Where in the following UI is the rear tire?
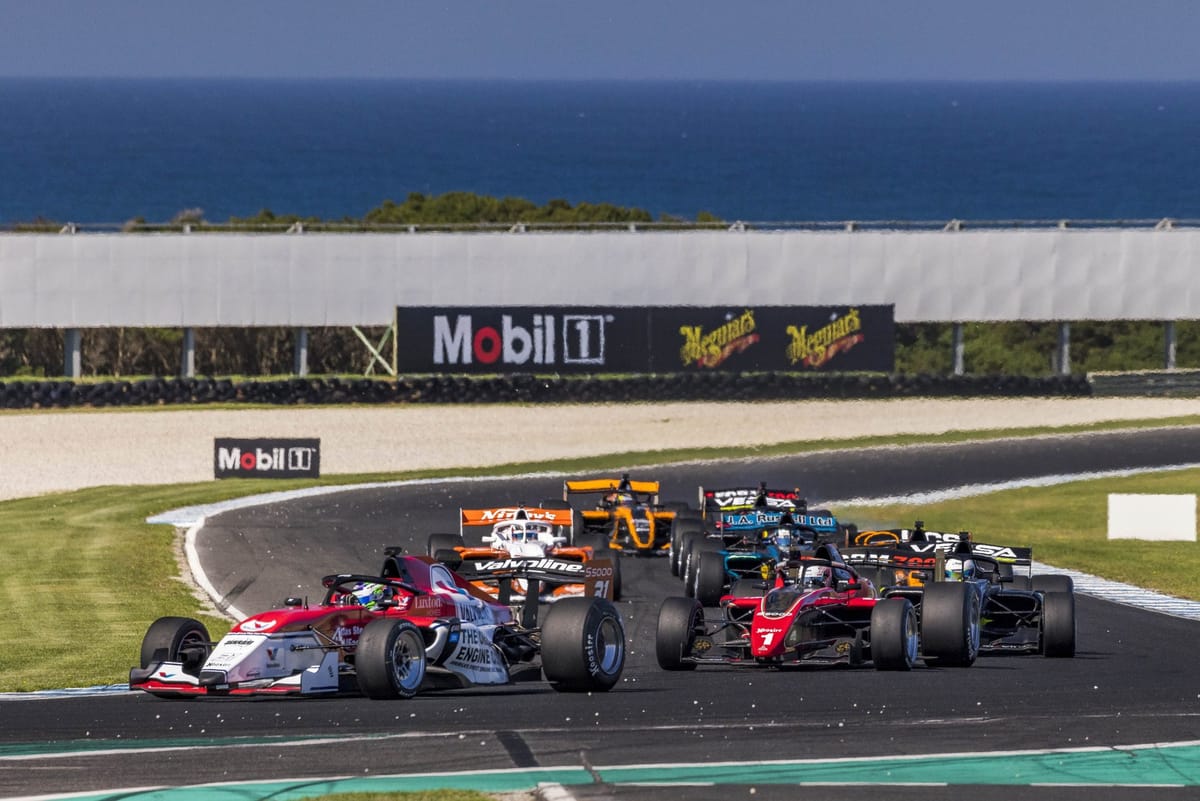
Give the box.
[656,597,703,670]
[355,618,427,699]
[694,550,728,607]
[541,597,625,692]
[427,532,464,558]
[870,599,917,671]
[920,582,981,667]
[670,520,703,576]
[1041,591,1076,657]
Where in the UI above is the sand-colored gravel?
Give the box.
[0,397,1196,501]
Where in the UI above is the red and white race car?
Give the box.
[130,553,625,699]
[656,543,978,671]
[427,506,621,602]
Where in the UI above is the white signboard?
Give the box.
[1107,493,1197,541]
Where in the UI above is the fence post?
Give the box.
[952,323,965,376]
[181,328,195,377]
[63,329,81,378]
[1165,321,1177,370]
[294,327,309,377]
[1056,322,1071,375]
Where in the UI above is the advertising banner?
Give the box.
[396,305,893,374]
[214,438,321,479]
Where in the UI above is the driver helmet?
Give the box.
[773,527,794,550]
[944,557,976,582]
[802,565,831,589]
[350,581,389,610]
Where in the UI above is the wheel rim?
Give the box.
[389,628,425,692]
[593,616,624,675]
[965,592,981,661]
[903,607,919,666]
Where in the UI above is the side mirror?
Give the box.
[836,580,860,592]
[481,535,496,544]
[283,596,305,607]
[552,537,567,545]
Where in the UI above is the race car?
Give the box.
[841,523,1075,658]
[686,508,831,606]
[674,484,851,594]
[656,543,979,671]
[130,552,626,699]
[426,506,621,602]
[563,474,680,555]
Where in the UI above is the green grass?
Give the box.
[2,415,1199,693]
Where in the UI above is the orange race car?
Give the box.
[427,506,620,603]
[563,474,683,556]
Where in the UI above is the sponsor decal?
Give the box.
[723,510,785,528]
[413,596,442,611]
[679,309,759,368]
[477,507,556,522]
[237,619,277,633]
[432,313,611,367]
[332,624,363,647]
[835,641,853,655]
[477,558,585,573]
[215,438,320,479]
[706,488,799,509]
[786,308,864,368]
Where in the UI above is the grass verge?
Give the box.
[1,415,1198,693]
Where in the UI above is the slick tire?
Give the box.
[1032,574,1075,594]
[356,618,427,699]
[694,550,728,607]
[656,596,704,670]
[140,616,211,674]
[870,599,918,671]
[728,579,766,599]
[427,532,464,559]
[1040,591,1077,658]
[670,520,703,576]
[541,596,625,692]
[920,582,982,667]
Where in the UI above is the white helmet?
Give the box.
[945,557,976,581]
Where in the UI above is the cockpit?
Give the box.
[493,520,554,543]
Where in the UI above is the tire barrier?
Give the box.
[0,373,1091,409]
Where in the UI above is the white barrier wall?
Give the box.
[0,228,1197,327]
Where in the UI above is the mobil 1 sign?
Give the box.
[215,438,321,479]
[396,306,649,373]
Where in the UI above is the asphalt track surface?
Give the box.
[5,427,1200,801]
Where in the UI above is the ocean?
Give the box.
[2,78,1199,226]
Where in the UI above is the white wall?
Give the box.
[0,228,1195,327]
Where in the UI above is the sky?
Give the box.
[1,0,1199,82]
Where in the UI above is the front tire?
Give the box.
[140,617,211,673]
[656,597,703,670]
[921,582,981,667]
[1033,574,1074,594]
[1040,591,1076,657]
[694,550,728,607]
[541,597,625,692]
[870,599,918,670]
[356,618,427,699]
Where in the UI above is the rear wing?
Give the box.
[700,486,803,513]
[842,540,1033,570]
[451,554,618,608]
[459,507,574,530]
[564,478,660,499]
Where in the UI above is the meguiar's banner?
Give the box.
[396,305,893,373]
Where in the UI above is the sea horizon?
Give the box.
[3,77,1199,225]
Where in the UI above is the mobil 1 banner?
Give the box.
[214,438,321,479]
[396,306,652,374]
[658,305,894,372]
